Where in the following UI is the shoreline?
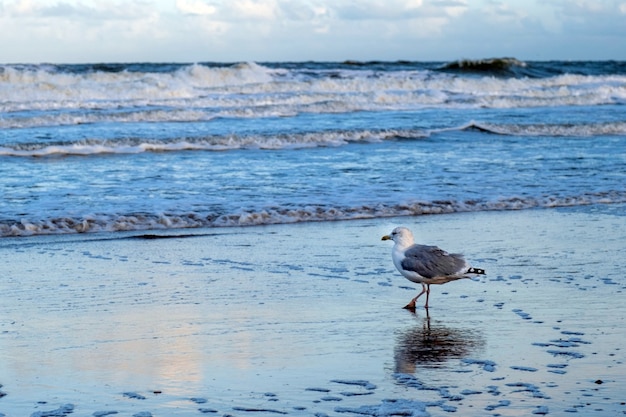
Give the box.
[2,196,626,239]
[1,205,625,416]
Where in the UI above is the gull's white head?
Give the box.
[381,227,415,248]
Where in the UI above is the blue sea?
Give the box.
[1,58,625,237]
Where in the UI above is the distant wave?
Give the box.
[2,191,625,237]
[0,62,276,112]
[438,58,626,78]
[2,61,626,117]
[439,57,529,77]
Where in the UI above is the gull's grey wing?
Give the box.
[401,244,467,278]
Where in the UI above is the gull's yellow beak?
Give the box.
[381,235,391,241]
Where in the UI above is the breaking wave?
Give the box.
[2,120,625,157]
[439,57,529,77]
[3,192,625,237]
[467,121,626,137]
[0,129,423,157]
[2,61,626,119]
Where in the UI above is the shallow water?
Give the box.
[1,205,624,416]
[2,61,626,236]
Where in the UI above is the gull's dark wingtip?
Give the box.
[467,267,486,275]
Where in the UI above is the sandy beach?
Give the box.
[1,205,625,416]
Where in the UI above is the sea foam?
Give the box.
[2,62,625,117]
[3,192,625,237]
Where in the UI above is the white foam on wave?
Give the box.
[3,118,624,156]
[0,62,273,103]
[2,63,625,117]
[0,108,215,129]
[470,121,626,137]
[3,116,624,157]
[0,129,425,157]
[3,192,624,237]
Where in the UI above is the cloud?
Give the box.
[333,0,424,20]
[2,0,154,20]
[172,0,468,22]
[0,0,624,62]
[176,0,217,16]
[0,1,170,62]
[175,0,329,22]
[175,0,276,20]
[278,0,326,21]
[230,0,277,20]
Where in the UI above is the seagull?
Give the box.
[382,226,485,310]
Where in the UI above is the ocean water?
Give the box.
[1,58,625,237]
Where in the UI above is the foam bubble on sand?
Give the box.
[232,406,287,414]
[123,392,146,400]
[198,407,219,413]
[31,404,75,417]
[335,399,429,417]
[532,405,550,415]
[305,387,331,393]
[547,350,585,359]
[485,399,511,411]
[512,308,533,320]
[460,389,483,395]
[462,358,497,372]
[548,339,582,348]
[340,391,375,397]
[511,366,539,372]
[486,385,502,396]
[320,395,343,402]
[190,397,208,404]
[561,330,585,336]
[505,382,549,399]
[330,380,377,390]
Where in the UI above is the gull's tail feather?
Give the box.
[467,267,486,275]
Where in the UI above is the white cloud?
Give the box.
[333,0,426,20]
[176,0,217,16]
[278,1,329,22]
[230,0,277,20]
[1,0,156,20]
[3,0,38,16]
[175,0,277,21]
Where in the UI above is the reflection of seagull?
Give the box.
[382,227,485,309]
[394,315,484,373]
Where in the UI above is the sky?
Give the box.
[1,0,625,63]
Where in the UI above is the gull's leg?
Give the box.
[424,284,431,309]
[404,283,427,310]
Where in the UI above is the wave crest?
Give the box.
[0,129,427,157]
[439,57,529,77]
[2,119,625,157]
[2,61,625,116]
[466,121,626,137]
[3,192,624,237]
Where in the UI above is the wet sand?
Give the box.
[1,205,625,416]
